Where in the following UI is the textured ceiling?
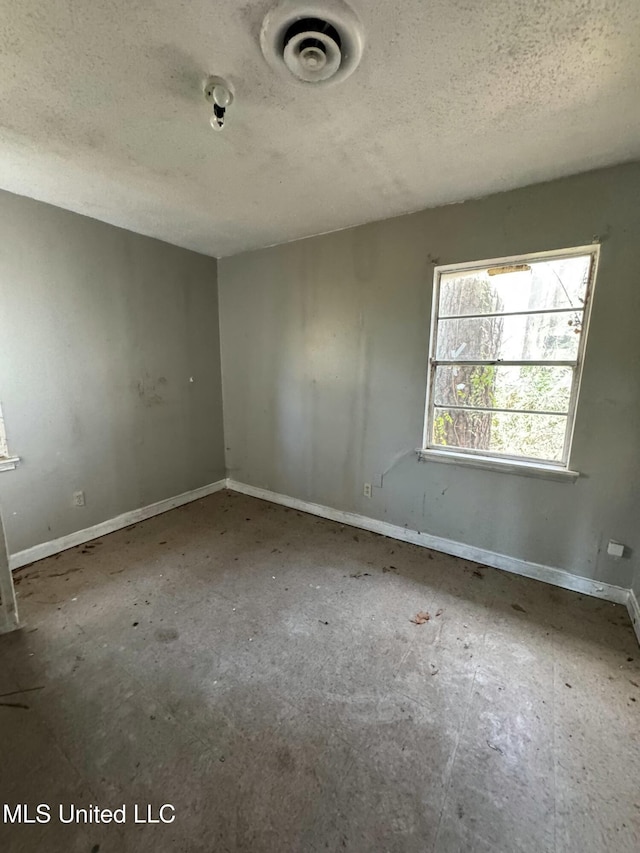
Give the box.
[1,0,640,257]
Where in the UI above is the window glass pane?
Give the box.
[433,365,573,413]
[432,407,567,462]
[435,310,583,362]
[439,254,591,317]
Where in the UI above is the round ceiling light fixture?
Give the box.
[260,0,364,85]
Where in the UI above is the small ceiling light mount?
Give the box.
[204,76,234,131]
[260,0,364,85]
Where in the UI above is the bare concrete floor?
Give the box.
[0,490,638,852]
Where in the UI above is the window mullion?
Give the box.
[439,306,585,321]
[434,404,569,417]
[431,359,578,368]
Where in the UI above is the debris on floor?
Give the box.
[0,687,44,699]
[48,567,83,579]
[3,489,639,853]
[511,603,527,613]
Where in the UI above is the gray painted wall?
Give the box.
[219,163,640,590]
[0,191,224,555]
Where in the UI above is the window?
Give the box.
[0,402,19,471]
[0,404,8,459]
[422,245,599,472]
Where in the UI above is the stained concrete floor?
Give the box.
[0,490,638,853]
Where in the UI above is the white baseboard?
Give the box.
[227,479,631,608]
[9,475,635,643]
[628,589,640,646]
[10,479,227,571]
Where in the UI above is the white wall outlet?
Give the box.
[73,490,85,507]
[607,540,625,558]
[363,483,372,498]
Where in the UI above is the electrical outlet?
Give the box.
[363,483,372,498]
[73,490,85,507]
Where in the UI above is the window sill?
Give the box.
[417,449,579,481]
[0,456,20,472]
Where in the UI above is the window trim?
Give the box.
[0,403,7,460]
[0,403,19,472]
[421,244,600,474]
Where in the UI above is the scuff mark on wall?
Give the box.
[374,447,416,489]
[133,375,166,407]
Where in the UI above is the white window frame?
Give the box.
[421,244,600,478]
[0,402,9,459]
[0,403,20,472]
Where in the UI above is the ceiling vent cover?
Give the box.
[260,0,364,85]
